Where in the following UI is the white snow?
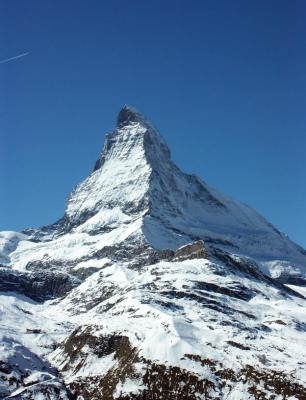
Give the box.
[41,258,306,388]
[0,231,28,264]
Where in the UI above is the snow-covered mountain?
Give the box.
[0,106,305,399]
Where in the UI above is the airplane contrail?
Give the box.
[0,52,29,65]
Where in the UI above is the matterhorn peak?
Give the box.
[93,105,171,173]
[1,105,306,399]
[65,105,171,227]
[116,104,148,127]
[27,105,306,280]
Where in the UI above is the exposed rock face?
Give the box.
[52,329,306,400]
[174,240,208,261]
[0,267,80,301]
[117,104,147,127]
[1,106,306,399]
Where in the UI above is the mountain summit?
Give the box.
[0,107,306,399]
[116,104,151,127]
[63,106,306,280]
[2,106,306,281]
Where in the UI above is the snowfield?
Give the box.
[1,257,306,398]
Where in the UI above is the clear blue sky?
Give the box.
[1,0,305,247]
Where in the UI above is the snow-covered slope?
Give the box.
[0,293,73,399]
[1,252,306,399]
[48,257,306,399]
[0,106,305,399]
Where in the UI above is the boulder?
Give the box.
[174,240,208,261]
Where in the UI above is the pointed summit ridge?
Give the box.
[65,106,158,225]
[92,105,170,173]
[116,104,148,128]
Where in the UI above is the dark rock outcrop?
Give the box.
[54,330,306,400]
[0,267,79,302]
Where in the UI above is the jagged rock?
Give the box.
[117,104,145,127]
[0,267,79,301]
[51,331,306,400]
[174,240,208,261]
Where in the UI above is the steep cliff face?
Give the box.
[0,106,305,399]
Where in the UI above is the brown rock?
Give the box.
[174,240,208,261]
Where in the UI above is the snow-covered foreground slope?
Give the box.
[0,292,73,399]
[1,253,306,399]
[0,106,306,399]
